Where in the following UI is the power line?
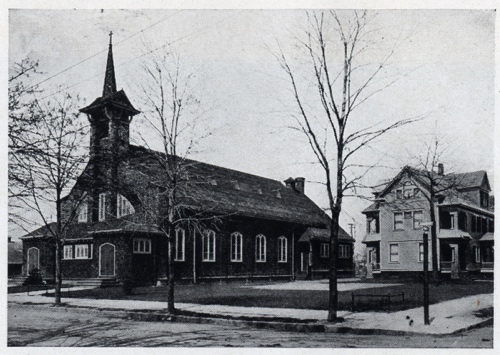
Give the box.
[35,10,243,103]
[25,10,184,93]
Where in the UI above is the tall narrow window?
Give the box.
[389,244,399,262]
[255,234,266,262]
[98,193,106,221]
[230,232,243,262]
[174,228,185,261]
[394,212,403,230]
[418,243,424,262]
[63,245,73,260]
[117,193,135,218]
[202,230,216,262]
[475,246,481,263]
[278,236,287,262]
[78,203,88,223]
[320,243,329,258]
[413,210,423,229]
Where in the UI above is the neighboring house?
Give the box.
[362,165,494,279]
[21,38,353,285]
[8,238,23,278]
[298,227,354,278]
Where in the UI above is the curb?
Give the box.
[9,301,493,336]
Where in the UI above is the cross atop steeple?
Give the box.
[102,31,117,98]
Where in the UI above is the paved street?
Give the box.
[8,304,493,348]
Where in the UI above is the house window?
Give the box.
[389,244,399,263]
[75,245,89,259]
[133,238,151,254]
[98,193,106,221]
[255,234,266,262]
[403,182,415,199]
[231,232,243,262]
[278,236,287,262]
[480,190,489,208]
[413,210,423,229]
[488,219,494,233]
[174,228,185,261]
[78,203,88,223]
[396,189,402,199]
[320,243,329,258]
[471,215,477,232]
[475,246,481,263]
[63,245,73,260]
[394,212,403,230]
[339,244,350,259]
[117,194,135,218]
[367,216,379,233]
[202,230,216,262]
[418,243,424,262]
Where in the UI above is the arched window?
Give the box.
[202,230,216,262]
[255,234,266,262]
[78,203,88,223]
[231,232,243,262]
[27,247,40,274]
[278,236,287,262]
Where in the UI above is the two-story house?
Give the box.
[20,37,354,285]
[362,165,494,279]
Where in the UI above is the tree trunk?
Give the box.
[328,210,340,322]
[429,198,439,283]
[167,233,175,313]
[54,240,62,305]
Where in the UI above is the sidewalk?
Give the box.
[8,289,493,335]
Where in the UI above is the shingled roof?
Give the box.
[124,145,330,227]
[298,227,354,243]
[23,219,163,240]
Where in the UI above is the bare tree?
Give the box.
[17,93,88,304]
[135,50,215,313]
[407,138,462,282]
[8,58,43,226]
[276,11,421,322]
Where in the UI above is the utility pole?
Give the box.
[421,222,433,325]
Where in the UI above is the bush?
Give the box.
[23,268,44,286]
[122,274,135,295]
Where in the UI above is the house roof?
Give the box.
[364,166,493,214]
[438,229,472,239]
[8,241,23,264]
[480,232,494,241]
[362,233,381,243]
[122,145,330,227]
[23,219,163,240]
[298,227,354,243]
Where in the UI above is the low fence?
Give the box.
[351,292,405,313]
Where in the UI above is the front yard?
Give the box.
[48,278,494,312]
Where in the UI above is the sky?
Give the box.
[5,5,496,245]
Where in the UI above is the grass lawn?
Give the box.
[53,279,493,312]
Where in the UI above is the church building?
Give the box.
[21,36,354,285]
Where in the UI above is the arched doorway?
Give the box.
[99,243,115,277]
[27,247,40,274]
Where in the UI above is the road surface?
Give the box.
[8,303,493,348]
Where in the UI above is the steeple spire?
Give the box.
[102,31,117,98]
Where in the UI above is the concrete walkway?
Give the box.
[8,289,493,335]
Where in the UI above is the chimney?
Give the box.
[438,163,444,176]
[294,177,305,193]
[284,177,295,190]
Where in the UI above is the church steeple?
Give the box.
[102,31,117,98]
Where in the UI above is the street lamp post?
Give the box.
[421,222,433,326]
